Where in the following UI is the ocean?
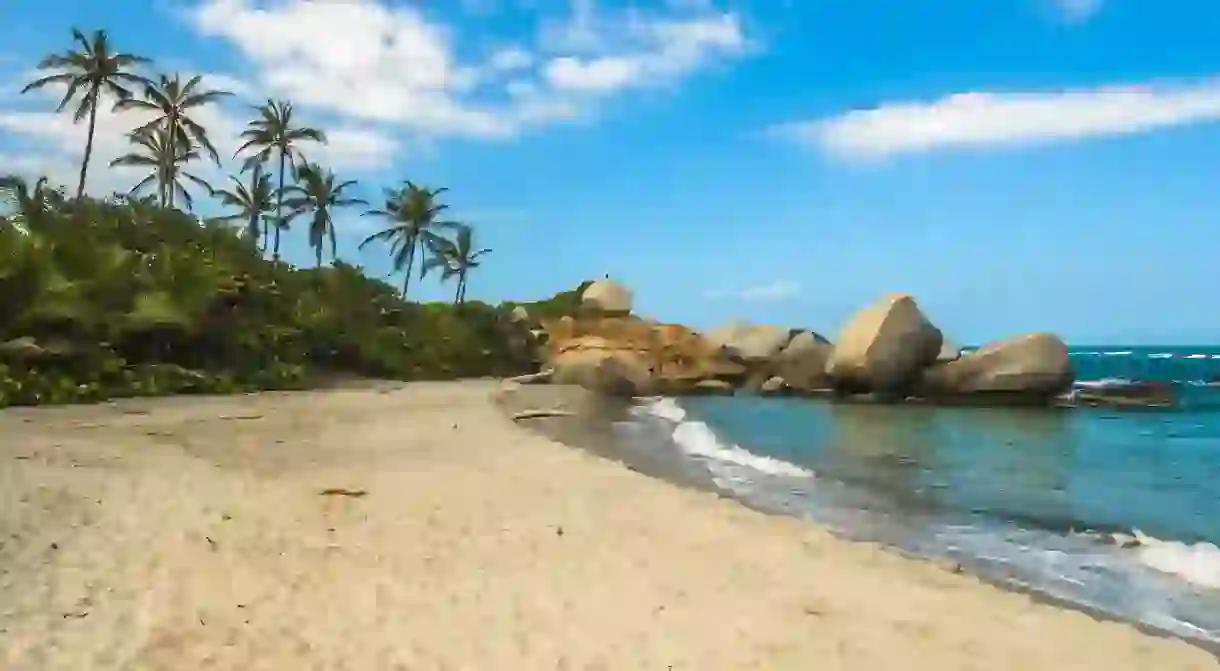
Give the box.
[614,346,1220,645]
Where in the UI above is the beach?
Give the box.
[0,381,1216,670]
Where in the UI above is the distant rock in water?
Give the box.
[1069,379,1178,409]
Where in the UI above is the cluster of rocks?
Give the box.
[507,279,1165,408]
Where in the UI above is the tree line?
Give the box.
[9,27,490,306]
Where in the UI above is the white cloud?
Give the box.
[776,78,1220,159]
[189,0,750,137]
[1,0,750,194]
[538,6,748,95]
[706,280,800,302]
[1052,0,1104,23]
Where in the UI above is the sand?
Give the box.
[0,380,1215,670]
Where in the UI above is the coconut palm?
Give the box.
[20,28,150,198]
[113,73,232,172]
[209,164,275,247]
[280,163,366,267]
[234,99,327,261]
[0,174,59,233]
[358,182,459,297]
[110,126,213,210]
[421,225,491,306]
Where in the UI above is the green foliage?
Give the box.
[0,196,536,408]
[504,281,594,322]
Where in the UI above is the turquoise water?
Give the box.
[626,347,1220,644]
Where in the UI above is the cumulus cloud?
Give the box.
[188,0,750,137]
[775,78,1220,159]
[1053,0,1104,23]
[0,0,751,194]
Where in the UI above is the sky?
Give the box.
[1,0,1219,345]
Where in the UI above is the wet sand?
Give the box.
[0,381,1215,669]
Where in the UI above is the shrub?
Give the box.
[0,196,538,408]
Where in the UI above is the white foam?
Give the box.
[1132,530,1220,589]
[1074,377,1132,389]
[671,419,815,479]
[643,397,687,423]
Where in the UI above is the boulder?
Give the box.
[551,348,655,397]
[773,330,834,392]
[919,332,1073,402]
[1068,380,1177,409]
[509,305,531,324]
[690,379,735,396]
[704,323,792,362]
[580,279,633,315]
[826,294,943,399]
[759,376,787,396]
[937,338,962,363]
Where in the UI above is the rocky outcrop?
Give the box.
[937,338,962,363]
[580,279,633,315]
[540,316,745,396]
[512,282,1087,408]
[705,324,793,362]
[826,294,943,400]
[550,347,655,397]
[772,331,834,393]
[919,333,1073,403]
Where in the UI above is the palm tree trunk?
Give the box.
[274,150,286,261]
[402,237,417,298]
[76,85,100,199]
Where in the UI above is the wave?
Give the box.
[634,398,814,479]
[620,396,1220,643]
[1129,531,1220,590]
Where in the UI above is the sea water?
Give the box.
[617,347,1220,644]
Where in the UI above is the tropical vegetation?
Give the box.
[0,27,579,409]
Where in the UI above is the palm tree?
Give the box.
[209,164,275,246]
[20,28,150,198]
[0,174,58,232]
[358,181,459,298]
[280,163,366,267]
[113,73,232,172]
[421,225,491,306]
[234,99,327,261]
[110,126,212,210]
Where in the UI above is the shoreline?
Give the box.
[499,383,1220,656]
[1,381,1216,669]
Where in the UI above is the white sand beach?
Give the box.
[0,381,1215,670]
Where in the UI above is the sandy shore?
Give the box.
[0,381,1215,670]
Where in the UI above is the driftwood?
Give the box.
[510,409,577,421]
[507,369,554,385]
[318,488,368,498]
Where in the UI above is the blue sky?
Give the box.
[2,0,1219,345]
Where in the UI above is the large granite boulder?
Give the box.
[580,279,633,315]
[551,347,655,397]
[919,332,1073,402]
[704,323,793,362]
[937,338,962,363]
[773,330,834,392]
[826,293,943,399]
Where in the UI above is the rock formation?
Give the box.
[825,293,943,400]
[919,333,1074,403]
